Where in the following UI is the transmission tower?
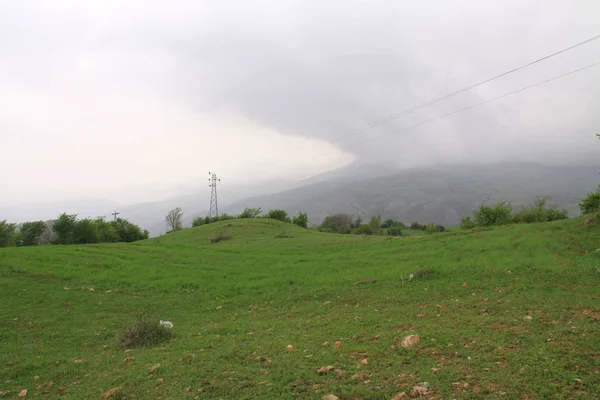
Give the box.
[208,172,220,222]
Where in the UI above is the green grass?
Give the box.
[1,218,599,399]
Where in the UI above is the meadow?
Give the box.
[1,218,599,399]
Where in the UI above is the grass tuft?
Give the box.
[117,315,173,349]
[210,233,231,243]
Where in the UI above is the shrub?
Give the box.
[192,217,206,227]
[0,220,17,247]
[513,197,568,223]
[19,221,47,246]
[265,209,291,222]
[410,222,426,231]
[579,186,600,214]
[218,213,235,221]
[355,224,375,235]
[292,212,308,228]
[387,226,403,236]
[425,224,445,234]
[210,233,231,243]
[460,216,477,230]
[369,215,382,233]
[239,207,262,219]
[110,219,149,242]
[117,315,173,349]
[473,202,513,227]
[411,267,437,279]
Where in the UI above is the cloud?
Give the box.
[1,0,599,204]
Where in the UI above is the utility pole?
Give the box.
[111,210,120,221]
[208,172,221,223]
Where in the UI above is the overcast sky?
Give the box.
[1,0,599,206]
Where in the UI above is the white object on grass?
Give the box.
[160,320,173,328]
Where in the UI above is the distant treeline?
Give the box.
[0,213,148,248]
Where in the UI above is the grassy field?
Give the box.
[1,218,599,399]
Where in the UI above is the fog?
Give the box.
[1,0,599,216]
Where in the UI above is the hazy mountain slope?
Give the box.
[222,162,600,227]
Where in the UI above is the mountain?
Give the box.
[220,162,600,227]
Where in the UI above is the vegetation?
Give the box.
[0,220,16,247]
[239,207,262,219]
[264,209,291,223]
[1,217,598,399]
[165,207,183,232]
[473,201,514,227]
[191,216,206,227]
[19,221,47,246]
[117,314,174,349]
[578,186,600,214]
[292,212,308,228]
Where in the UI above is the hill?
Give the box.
[1,218,599,399]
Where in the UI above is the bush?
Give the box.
[355,224,375,235]
[117,315,173,349]
[239,207,262,219]
[425,224,445,234]
[473,202,513,227]
[387,226,403,236]
[263,209,290,222]
[410,222,426,231]
[53,213,78,244]
[210,233,231,243]
[513,197,568,223]
[192,217,206,227]
[460,216,477,230]
[411,267,437,280]
[292,212,308,228]
[218,213,235,221]
[0,220,17,247]
[111,218,149,242]
[579,187,600,214]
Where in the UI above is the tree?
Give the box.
[265,209,291,222]
[513,197,568,223]
[20,221,47,246]
[111,218,149,242]
[73,218,99,244]
[165,207,183,232]
[292,212,308,228]
[53,213,78,244]
[369,215,382,233]
[0,220,16,247]
[319,214,353,233]
[239,207,262,218]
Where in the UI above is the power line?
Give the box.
[329,60,600,154]
[258,33,600,169]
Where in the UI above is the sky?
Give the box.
[1,0,600,208]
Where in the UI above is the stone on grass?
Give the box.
[400,335,421,348]
[320,395,340,400]
[101,387,121,398]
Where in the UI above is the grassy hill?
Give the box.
[1,219,599,399]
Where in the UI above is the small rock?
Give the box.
[33,376,40,381]
[106,290,112,294]
[197,388,204,393]
[361,358,368,365]
[156,379,164,384]
[149,364,161,373]
[524,315,533,321]
[400,335,421,348]
[334,341,343,349]
[462,282,468,287]
[323,301,332,305]
[320,395,340,400]
[123,357,134,363]
[286,345,294,350]
[409,385,428,397]
[101,387,122,399]
[46,382,55,387]
[186,386,193,392]
[323,341,330,347]
[18,389,27,398]
[317,366,335,375]
[392,393,408,400]
[88,288,95,292]
[216,306,223,310]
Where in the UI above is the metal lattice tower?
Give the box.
[208,172,220,222]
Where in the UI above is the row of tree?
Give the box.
[317,214,444,236]
[164,207,309,232]
[0,214,148,247]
